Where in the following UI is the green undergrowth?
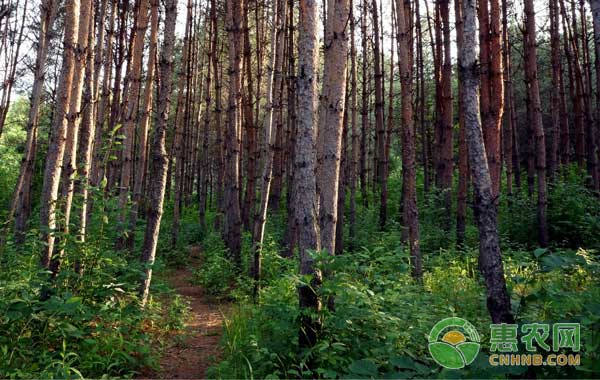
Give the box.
[0,195,193,378]
[198,169,600,379]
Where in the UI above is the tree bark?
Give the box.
[140,0,177,306]
[395,0,422,280]
[524,0,549,247]
[459,0,514,324]
[252,0,286,301]
[296,0,321,349]
[456,0,468,247]
[224,0,244,266]
[9,0,59,245]
[316,0,349,256]
[435,0,453,228]
[128,0,159,246]
[39,0,80,269]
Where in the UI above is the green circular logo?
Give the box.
[428,317,481,369]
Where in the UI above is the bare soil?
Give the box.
[142,246,227,379]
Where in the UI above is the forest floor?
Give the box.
[144,246,227,379]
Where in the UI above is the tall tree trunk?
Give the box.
[395,0,422,280]
[561,0,586,169]
[296,0,321,350]
[199,1,215,231]
[459,0,514,324]
[436,0,453,228]
[524,0,549,247]
[252,0,286,301]
[140,0,177,306]
[359,0,369,208]
[549,0,561,181]
[501,0,514,196]
[91,0,116,188]
[9,0,59,245]
[348,0,358,251]
[171,0,193,247]
[380,12,394,230]
[117,0,151,248]
[336,98,349,256]
[128,0,159,245]
[241,0,256,230]
[224,0,244,266]
[39,0,80,269]
[283,0,298,257]
[484,0,504,197]
[58,0,93,264]
[316,0,350,256]
[456,0,469,247]
[74,0,97,247]
[580,1,599,190]
[371,0,385,189]
[414,0,429,194]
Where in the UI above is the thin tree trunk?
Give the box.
[456,0,468,247]
[128,0,159,246]
[501,0,514,197]
[436,0,453,228]
[58,0,93,262]
[459,0,514,324]
[224,0,244,266]
[296,0,321,350]
[140,0,177,306]
[252,0,286,301]
[171,0,193,247]
[360,0,369,208]
[524,0,549,247]
[316,0,349,256]
[395,0,422,279]
[484,0,504,197]
[40,0,80,269]
[348,0,358,251]
[74,1,97,248]
[8,0,59,245]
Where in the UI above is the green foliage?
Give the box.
[0,188,194,378]
[205,166,600,379]
[0,98,28,217]
[190,230,238,299]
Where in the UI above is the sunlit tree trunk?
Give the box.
[316,0,350,256]
[140,0,177,306]
[10,0,59,244]
[58,0,93,260]
[40,0,80,269]
[128,0,159,246]
[75,1,98,247]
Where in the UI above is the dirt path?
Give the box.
[151,246,226,379]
